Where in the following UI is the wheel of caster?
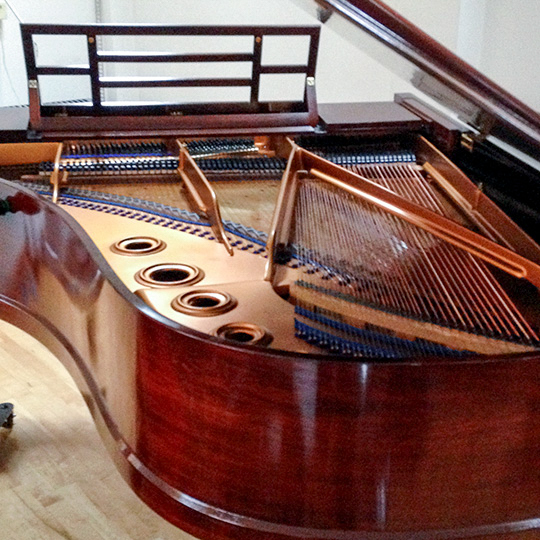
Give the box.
[0,403,14,429]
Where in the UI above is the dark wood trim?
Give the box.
[37,124,316,140]
[21,28,37,81]
[21,23,320,37]
[36,66,91,75]
[28,88,42,132]
[87,34,101,107]
[394,93,465,153]
[250,35,263,104]
[35,110,315,135]
[97,52,254,63]
[260,65,308,74]
[99,77,253,88]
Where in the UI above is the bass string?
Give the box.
[295,180,406,348]
[294,181,460,326]
[398,163,539,340]
[349,162,538,341]
[292,178,538,344]
[298,180,418,318]
[362,162,539,341]
[376,165,510,336]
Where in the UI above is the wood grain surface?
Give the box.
[0,319,199,540]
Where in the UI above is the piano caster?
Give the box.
[0,199,12,215]
[0,403,14,430]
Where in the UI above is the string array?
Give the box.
[291,168,539,352]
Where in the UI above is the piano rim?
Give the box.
[5,178,540,540]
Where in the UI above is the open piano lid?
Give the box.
[292,0,540,159]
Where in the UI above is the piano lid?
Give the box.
[290,0,540,160]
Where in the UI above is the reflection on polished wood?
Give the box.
[0,320,198,540]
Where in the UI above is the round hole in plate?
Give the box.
[188,295,220,308]
[171,289,237,317]
[127,241,152,250]
[213,322,273,346]
[226,331,253,342]
[111,236,166,256]
[151,268,189,282]
[135,263,203,288]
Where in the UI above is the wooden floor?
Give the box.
[0,320,199,540]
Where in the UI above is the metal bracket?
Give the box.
[317,7,333,24]
[50,142,68,203]
[176,141,233,256]
[461,133,475,153]
[0,198,12,216]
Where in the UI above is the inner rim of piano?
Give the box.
[2,132,540,359]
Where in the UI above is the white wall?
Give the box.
[96,0,419,105]
[103,0,310,25]
[384,0,462,51]
[0,0,96,107]
[479,0,540,112]
[381,0,540,112]
[456,0,487,68]
[98,0,316,105]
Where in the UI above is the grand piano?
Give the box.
[1,0,540,538]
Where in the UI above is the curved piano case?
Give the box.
[3,180,540,540]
